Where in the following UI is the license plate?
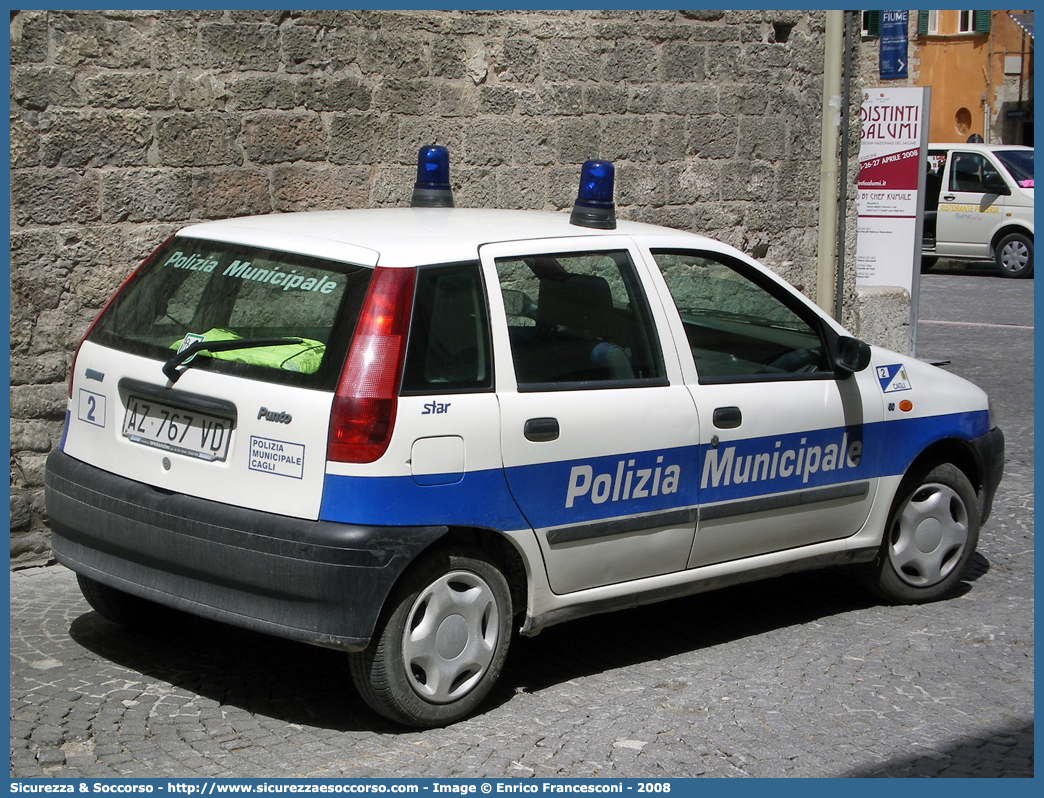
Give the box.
[122,395,233,462]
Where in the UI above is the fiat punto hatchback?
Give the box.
[46,148,1004,727]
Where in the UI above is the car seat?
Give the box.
[534,273,634,381]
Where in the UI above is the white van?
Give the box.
[922,144,1034,277]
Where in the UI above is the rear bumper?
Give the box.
[971,426,1005,524]
[44,448,447,651]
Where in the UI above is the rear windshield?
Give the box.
[88,236,373,390]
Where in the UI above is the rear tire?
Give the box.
[921,256,938,273]
[349,548,513,728]
[995,232,1033,278]
[863,463,980,604]
[76,573,167,628]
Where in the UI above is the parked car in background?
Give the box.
[922,143,1034,277]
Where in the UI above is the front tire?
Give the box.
[864,463,980,604]
[995,232,1033,278]
[349,548,513,728]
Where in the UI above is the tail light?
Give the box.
[327,267,416,463]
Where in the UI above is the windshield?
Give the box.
[89,236,373,389]
[994,150,1034,188]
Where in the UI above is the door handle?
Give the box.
[942,194,956,201]
[524,417,560,442]
[713,406,742,429]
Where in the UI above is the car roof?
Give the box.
[929,143,1033,153]
[176,207,724,268]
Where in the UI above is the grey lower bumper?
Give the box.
[971,426,1005,524]
[44,449,447,651]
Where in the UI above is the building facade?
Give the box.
[863,9,1034,145]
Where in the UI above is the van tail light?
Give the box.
[327,267,416,464]
[67,236,175,399]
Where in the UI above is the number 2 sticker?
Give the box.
[78,389,107,428]
[877,363,911,393]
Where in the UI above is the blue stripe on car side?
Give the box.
[319,467,531,531]
[318,410,991,529]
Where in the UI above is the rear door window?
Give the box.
[89,237,372,389]
[495,250,665,389]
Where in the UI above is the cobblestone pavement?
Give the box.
[10,270,1033,778]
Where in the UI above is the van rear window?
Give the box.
[89,237,373,389]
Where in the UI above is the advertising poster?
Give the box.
[855,86,929,297]
[879,10,910,79]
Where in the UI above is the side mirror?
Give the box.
[835,336,871,376]
[502,289,525,316]
[502,288,537,319]
[983,172,1011,196]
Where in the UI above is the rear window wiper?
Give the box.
[163,337,303,384]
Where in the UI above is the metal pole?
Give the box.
[815,11,844,316]
[834,10,854,322]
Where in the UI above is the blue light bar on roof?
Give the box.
[409,145,455,208]
[570,160,616,229]
[410,145,454,208]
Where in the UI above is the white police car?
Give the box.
[46,148,1004,727]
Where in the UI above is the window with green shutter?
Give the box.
[862,10,881,37]
[958,10,991,34]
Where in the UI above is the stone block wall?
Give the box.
[10,8,835,562]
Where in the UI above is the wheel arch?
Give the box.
[396,525,531,628]
[990,224,1033,254]
[901,437,985,503]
